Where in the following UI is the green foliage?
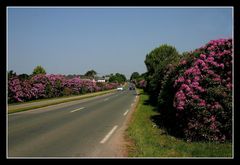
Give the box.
[145,44,180,75]
[144,44,180,102]
[84,70,97,78]
[18,74,30,80]
[32,65,46,75]
[109,73,126,83]
[54,79,64,97]
[130,72,140,81]
[63,87,72,96]
[8,70,17,78]
[130,72,147,89]
[45,83,53,98]
[157,64,180,135]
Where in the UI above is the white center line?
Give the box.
[123,109,129,116]
[70,107,85,113]
[100,125,118,144]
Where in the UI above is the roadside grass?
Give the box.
[126,89,232,157]
[8,89,116,114]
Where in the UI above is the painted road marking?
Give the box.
[100,125,118,144]
[123,109,129,116]
[70,107,85,113]
[103,98,109,101]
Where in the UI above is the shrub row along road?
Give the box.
[8,88,137,157]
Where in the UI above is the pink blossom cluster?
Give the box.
[138,79,147,88]
[173,38,232,141]
[8,74,119,103]
[174,38,232,111]
[8,77,24,102]
[132,79,147,89]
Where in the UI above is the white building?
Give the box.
[97,79,105,83]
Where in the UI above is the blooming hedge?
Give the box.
[8,74,118,103]
[138,79,147,88]
[172,38,232,142]
[132,79,147,89]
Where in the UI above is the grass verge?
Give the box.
[8,89,116,114]
[126,89,232,157]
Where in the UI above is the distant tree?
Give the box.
[181,51,191,58]
[84,70,97,78]
[18,74,30,80]
[32,65,46,75]
[66,74,81,79]
[108,75,116,83]
[130,72,140,81]
[116,73,127,83]
[109,73,114,77]
[109,73,126,83]
[140,72,147,79]
[8,70,16,78]
[144,44,180,103]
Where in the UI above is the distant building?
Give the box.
[97,79,105,83]
[73,75,109,83]
[104,76,110,82]
[94,76,108,83]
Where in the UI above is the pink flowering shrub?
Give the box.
[173,38,232,142]
[8,74,119,103]
[8,76,25,102]
[138,79,147,88]
[131,78,147,89]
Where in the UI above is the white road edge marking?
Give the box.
[123,109,129,116]
[100,125,118,144]
[70,107,85,113]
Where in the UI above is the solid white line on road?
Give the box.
[70,107,85,113]
[123,109,129,116]
[103,98,109,101]
[100,125,118,144]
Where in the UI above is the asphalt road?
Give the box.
[8,88,137,157]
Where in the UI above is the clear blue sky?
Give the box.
[8,7,232,78]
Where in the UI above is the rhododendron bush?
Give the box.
[172,38,232,142]
[132,79,147,89]
[8,74,118,103]
[138,79,147,89]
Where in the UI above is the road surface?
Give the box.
[8,88,137,157]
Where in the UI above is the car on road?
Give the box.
[117,87,123,91]
[129,85,135,90]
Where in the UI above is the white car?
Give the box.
[117,87,123,91]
